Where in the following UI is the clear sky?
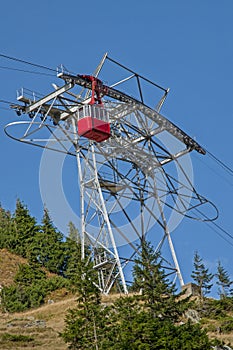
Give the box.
[0,0,232,296]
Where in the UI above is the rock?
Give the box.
[212,346,233,350]
[184,309,200,323]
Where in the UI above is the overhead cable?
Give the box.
[205,149,233,177]
[192,204,233,245]
[0,53,57,73]
[0,64,55,76]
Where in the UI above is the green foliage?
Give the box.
[1,333,34,342]
[0,200,85,312]
[61,257,103,350]
[100,297,212,349]
[62,240,212,350]
[216,260,232,298]
[132,240,190,322]
[0,201,68,276]
[15,262,46,285]
[68,221,80,243]
[1,262,67,312]
[30,208,65,274]
[12,199,40,257]
[219,317,233,333]
[1,285,30,312]
[0,200,232,348]
[198,299,226,319]
[0,206,12,249]
[63,237,82,288]
[194,296,233,321]
[174,322,211,350]
[101,296,154,349]
[217,296,233,311]
[191,251,214,299]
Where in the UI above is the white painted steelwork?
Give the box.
[5,55,218,293]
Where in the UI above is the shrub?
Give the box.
[1,333,34,342]
[220,317,233,333]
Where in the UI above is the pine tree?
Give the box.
[101,295,162,349]
[61,239,212,349]
[191,251,213,299]
[61,258,103,350]
[0,205,12,249]
[216,260,232,298]
[12,199,39,257]
[63,221,88,287]
[31,208,65,274]
[68,221,80,243]
[132,240,189,322]
[100,240,211,350]
[63,238,82,288]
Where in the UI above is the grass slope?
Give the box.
[0,296,77,349]
[0,249,233,349]
[0,249,27,287]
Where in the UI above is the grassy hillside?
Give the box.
[1,249,233,349]
[0,295,76,349]
[1,294,233,349]
[0,248,74,349]
[0,249,27,287]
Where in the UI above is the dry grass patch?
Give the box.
[0,296,78,349]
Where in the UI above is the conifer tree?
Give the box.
[61,240,212,349]
[68,221,80,243]
[32,208,65,274]
[191,251,213,299]
[101,240,211,350]
[63,221,88,286]
[216,260,232,298]
[0,205,12,249]
[12,199,39,257]
[61,257,103,350]
[101,295,152,349]
[63,239,82,287]
[132,240,188,322]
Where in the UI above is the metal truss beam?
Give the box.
[58,72,205,155]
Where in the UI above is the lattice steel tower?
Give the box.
[5,54,217,294]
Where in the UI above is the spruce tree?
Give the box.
[27,208,65,273]
[61,239,212,349]
[12,199,39,257]
[0,205,12,249]
[100,295,157,349]
[68,221,80,243]
[63,238,82,288]
[216,260,232,298]
[35,208,65,274]
[191,251,213,299]
[100,240,211,350]
[61,257,104,350]
[132,240,188,322]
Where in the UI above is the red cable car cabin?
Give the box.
[77,104,111,142]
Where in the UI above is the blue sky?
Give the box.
[0,1,233,295]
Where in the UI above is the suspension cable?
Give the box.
[205,149,233,177]
[0,53,57,73]
[0,64,55,76]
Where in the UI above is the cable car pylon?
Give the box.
[4,54,218,294]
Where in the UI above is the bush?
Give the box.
[1,285,30,312]
[217,297,233,311]
[1,333,34,342]
[1,263,68,312]
[220,317,233,333]
[45,275,68,293]
[198,299,227,319]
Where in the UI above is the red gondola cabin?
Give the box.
[77,105,111,142]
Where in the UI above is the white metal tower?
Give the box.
[5,54,218,294]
